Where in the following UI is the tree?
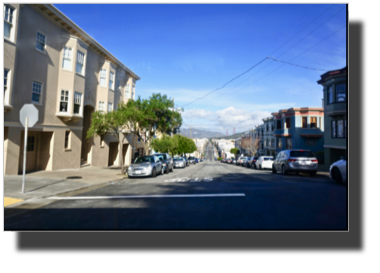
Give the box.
[151,134,178,157]
[122,93,182,156]
[86,109,129,175]
[170,135,197,156]
[241,136,261,157]
[230,147,240,157]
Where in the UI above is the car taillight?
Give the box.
[288,159,297,162]
[311,159,318,163]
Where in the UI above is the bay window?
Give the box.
[310,117,317,128]
[328,86,334,104]
[100,69,106,86]
[60,90,69,112]
[336,84,346,102]
[125,84,130,98]
[109,71,114,89]
[98,101,105,112]
[62,47,72,70]
[74,92,82,114]
[108,102,113,112]
[4,5,14,39]
[76,51,85,75]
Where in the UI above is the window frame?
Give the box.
[125,84,130,98]
[109,71,115,90]
[285,118,291,129]
[108,102,113,112]
[76,50,85,75]
[4,5,15,40]
[328,85,334,104]
[59,90,70,113]
[64,130,71,150]
[4,68,9,104]
[117,80,120,91]
[62,47,72,71]
[27,136,35,152]
[73,92,82,115]
[99,69,107,87]
[36,30,47,53]
[98,101,105,113]
[335,83,346,103]
[310,117,317,129]
[32,81,43,105]
[302,116,307,128]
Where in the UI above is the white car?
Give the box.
[329,156,347,184]
[256,156,274,170]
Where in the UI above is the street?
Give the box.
[5,144,347,230]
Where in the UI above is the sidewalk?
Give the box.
[4,165,128,207]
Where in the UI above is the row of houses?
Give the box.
[4,4,145,175]
[238,67,347,169]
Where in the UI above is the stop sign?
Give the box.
[20,104,39,128]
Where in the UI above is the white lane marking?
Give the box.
[47,193,245,200]
[164,177,213,183]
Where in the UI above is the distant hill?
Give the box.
[213,131,249,140]
[179,128,224,139]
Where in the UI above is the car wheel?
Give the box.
[281,165,288,175]
[254,164,257,169]
[259,164,262,170]
[171,165,174,172]
[332,167,342,183]
[162,167,164,175]
[166,166,169,174]
[272,165,277,174]
[310,171,316,177]
[151,168,156,178]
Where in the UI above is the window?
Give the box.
[74,92,82,114]
[62,47,72,70]
[337,120,344,138]
[266,125,269,131]
[4,5,14,39]
[305,138,316,145]
[132,85,135,99]
[310,117,317,128]
[117,80,120,91]
[277,138,282,148]
[98,101,105,112]
[4,69,9,100]
[285,118,291,129]
[27,136,35,152]
[286,138,292,149]
[32,81,42,103]
[36,31,46,52]
[125,84,130,98]
[271,139,275,148]
[328,86,334,104]
[109,71,114,89]
[108,102,113,112]
[64,131,71,149]
[276,120,281,130]
[100,69,106,86]
[332,120,336,138]
[302,117,307,128]
[336,84,346,102]
[76,51,85,74]
[60,90,69,112]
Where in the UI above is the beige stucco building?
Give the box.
[4,4,140,175]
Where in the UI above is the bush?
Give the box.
[217,157,223,161]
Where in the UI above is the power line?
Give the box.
[268,57,328,71]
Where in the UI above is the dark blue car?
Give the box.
[195,158,199,163]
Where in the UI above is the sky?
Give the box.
[55,3,347,135]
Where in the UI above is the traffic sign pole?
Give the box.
[21,117,28,193]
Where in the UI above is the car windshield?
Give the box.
[290,151,315,158]
[173,158,183,161]
[155,154,167,160]
[189,157,195,160]
[264,157,273,161]
[134,156,154,163]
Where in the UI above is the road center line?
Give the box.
[47,193,245,200]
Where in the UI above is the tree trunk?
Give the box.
[119,136,124,175]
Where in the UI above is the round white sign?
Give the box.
[20,104,39,128]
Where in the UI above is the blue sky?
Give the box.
[55,3,347,134]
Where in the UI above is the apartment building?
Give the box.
[272,107,324,157]
[317,67,347,168]
[262,117,275,156]
[4,4,140,175]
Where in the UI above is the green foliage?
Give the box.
[217,157,222,161]
[170,135,197,155]
[151,134,178,155]
[230,148,240,155]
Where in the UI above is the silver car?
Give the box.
[272,150,318,176]
[128,155,163,178]
[329,156,347,184]
[173,157,186,168]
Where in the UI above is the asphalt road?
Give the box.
[5,144,347,230]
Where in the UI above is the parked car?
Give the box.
[154,153,174,174]
[183,157,190,166]
[240,156,249,167]
[232,159,236,164]
[247,156,260,168]
[188,156,196,164]
[128,155,163,178]
[195,158,199,163]
[272,150,318,176]
[256,156,274,170]
[329,156,347,184]
[173,157,186,168]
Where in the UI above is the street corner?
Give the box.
[4,197,24,207]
